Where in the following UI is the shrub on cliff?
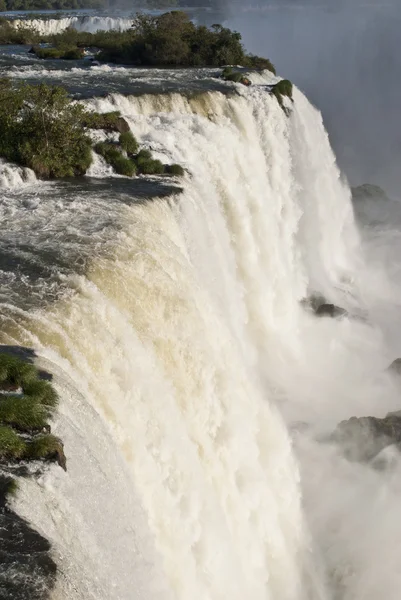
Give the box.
[95,142,137,176]
[119,131,138,156]
[0,425,25,459]
[0,352,64,468]
[0,80,92,178]
[134,149,164,175]
[82,110,130,133]
[165,163,185,176]
[272,79,294,112]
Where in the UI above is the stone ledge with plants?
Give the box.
[0,78,184,180]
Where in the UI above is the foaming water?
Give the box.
[1,79,401,599]
[9,15,133,35]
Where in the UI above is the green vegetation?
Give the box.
[165,163,185,176]
[95,12,276,68]
[95,142,137,177]
[0,18,40,44]
[0,424,25,459]
[272,79,293,110]
[0,352,65,470]
[81,110,129,133]
[221,67,251,86]
[0,79,92,178]
[0,11,275,71]
[119,131,139,156]
[32,45,84,60]
[135,149,164,175]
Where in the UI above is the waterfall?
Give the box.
[10,15,134,35]
[0,82,366,599]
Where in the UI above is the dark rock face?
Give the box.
[115,117,130,134]
[387,358,401,374]
[301,294,347,319]
[315,303,347,318]
[333,414,401,463]
[0,476,57,600]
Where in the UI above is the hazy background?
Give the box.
[214,1,401,197]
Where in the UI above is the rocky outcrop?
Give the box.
[351,184,389,202]
[302,294,347,319]
[0,475,57,600]
[387,358,401,375]
[0,348,63,598]
[333,413,401,463]
[315,303,347,318]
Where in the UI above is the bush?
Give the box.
[82,111,129,133]
[272,79,293,112]
[119,131,138,156]
[0,81,92,178]
[136,156,164,175]
[23,379,58,408]
[274,79,293,99]
[95,142,136,176]
[113,155,137,177]
[165,163,185,176]
[243,54,276,74]
[0,353,37,389]
[0,425,25,459]
[0,396,48,431]
[24,434,62,460]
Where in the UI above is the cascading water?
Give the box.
[9,15,134,35]
[2,79,401,600]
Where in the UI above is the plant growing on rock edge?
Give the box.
[0,352,65,470]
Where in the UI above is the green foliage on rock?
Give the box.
[0,353,37,388]
[165,163,185,176]
[81,110,129,133]
[0,352,64,469]
[0,79,92,178]
[24,434,63,461]
[95,142,137,177]
[274,79,293,99]
[0,425,25,459]
[23,379,58,408]
[33,45,84,60]
[119,131,139,156]
[135,150,164,175]
[272,79,294,112]
[0,396,48,431]
[0,18,40,44]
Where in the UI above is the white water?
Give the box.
[2,80,401,599]
[0,158,37,190]
[10,15,133,35]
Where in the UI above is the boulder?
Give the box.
[387,358,401,374]
[333,414,401,463]
[301,294,347,318]
[315,303,347,318]
[115,117,130,134]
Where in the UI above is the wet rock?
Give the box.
[387,358,401,374]
[301,294,347,318]
[115,117,130,134]
[0,475,56,599]
[333,414,401,463]
[315,303,347,318]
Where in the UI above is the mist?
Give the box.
[220,0,401,197]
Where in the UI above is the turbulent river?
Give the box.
[1,12,401,600]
